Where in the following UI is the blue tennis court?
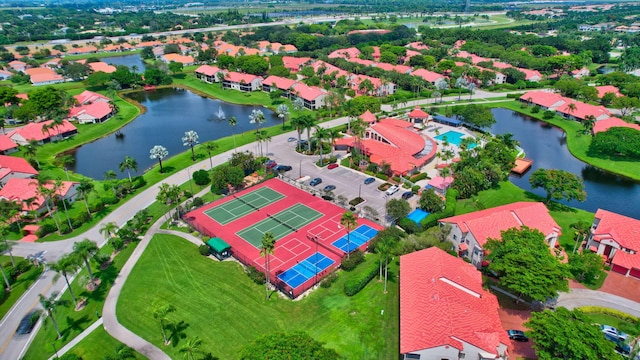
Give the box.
[332,224,378,253]
[277,252,335,289]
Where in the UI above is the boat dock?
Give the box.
[512,158,533,175]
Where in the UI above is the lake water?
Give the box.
[66,87,278,179]
[100,54,146,73]
[491,108,640,218]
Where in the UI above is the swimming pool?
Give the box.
[407,209,430,225]
[434,131,476,148]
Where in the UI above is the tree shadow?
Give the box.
[174,74,186,79]
[194,153,206,161]
[169,320,189,347]
[62,314,91,340]
[161,166,176,174]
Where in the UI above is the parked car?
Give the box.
[385,185,399,195]
[327,163,339,170]
[323,185,336,192]
[310,177,322,186]
[265,160,277,169]
[287,137,297,142]
[274,165,292,172]
[604,333,631,356]
[601,325,629,341]
[16,311,39,335]
[401,191,414,200]
[364,177,375,185]
[507,330,529,342]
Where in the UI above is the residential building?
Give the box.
[222,72,262,92]
[0,70,12,80]
[0,135,18,155]
[520,90,611,121]
[68,102,115,124]
[194,65,222,83]
[0,178,79,216]
[74,90,111,105]
[161,53,195,65]
[290,83,327,110]
[407,106,430,124]
[88,61,117,73]
[439,202,561,267]
[349,74,396,97]
[586,209,640,279]
[8,60,27,72]
[593,117,640,134]
[281,56,312,73]
[25,68,64,86]
[0,155,38,186]
[411,69,446,84]
[8,120,77,145]
[262,75,297,93]
[400,247,510,360]
[595,85,622,98]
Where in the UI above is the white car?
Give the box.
[385,185,399,195]
[601,325,628,341]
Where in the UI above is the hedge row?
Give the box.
[343,262,379,297]
[578,306,639,324]
[409,172,429,182]
[420,188,458,228]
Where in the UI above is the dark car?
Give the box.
[327,163,339,169]
[401,191,414,200]
[310,177,322,186]
[364,177,375,185]
[287,137,297,142]
[507,330,528,342]
[274,165,292,172]
[323,185,336,192]
[265,160,277,169]
[16,311,39,335]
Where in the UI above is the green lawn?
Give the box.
[0,256,44,319]
[117,234,398,359]
[581,312,639,337]
[63,326,144,360]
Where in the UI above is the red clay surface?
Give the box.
[184,178,382,297]
[498,308,536,360]
[570,271,640,303]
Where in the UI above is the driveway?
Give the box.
[497,308,536,360]
[556,289,640,318]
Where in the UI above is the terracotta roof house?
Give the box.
[347,57,375,68]
[152,47,165,57]
[347,29,391,35]
[406,41,430,50]
[0,135,18,155]
[334,117,437,175]
[0,178,79,215]
[0,70,12,80]
[161,53,195,65]
[282,56,312,72]
[439,202,561,267]
[68,102,115,124]
[8,119,77,145]
[595,85,622,98]
[350,74,396,97]
[25,68,64,86]
[400,247,510,360]
[407,106,430,124]
[586,209,640,279]
[42,58,62,69]
[412,68,446,84]
[221,71,262,92]
[194,65,222,83]
[519,90,565,109]
[427,176,454,194]
[102,43,134,52]
[593,117,640,134]
[66,45,98,55]
[290,83,327,110]
[0,155,38,185]
[8,60,27,72]
[520,68,544,82]
[88,62,116,74]
[262,75,298,93]
[328,47,361,60]
[74,90,110,105]
[359,110,377,124]
[556,100,610,121]
[571,67,590,79]
[135,41,163,49]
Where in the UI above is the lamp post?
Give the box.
[52,342,59,359]
[299,158,302,178]
[358,184,362,199]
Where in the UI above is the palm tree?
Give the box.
[340,211,358,258]
[72,239,99,283]
[0,224,15,267]
[228,116,238,152]
[293,97,305,112]
[496,133,520,150]
[302,115,317,153]
[104,170,117,181]
[149,145,169,173]
[182,130,199,162]
[179,337,203,360]
[33,179,60,232]
[52,179,73,231]
[276,104,289,130]
[249,110,265,155]
[203,142,218,169]
[100,221,119,241]
[50,254,80,308]
[327,128,342,157]
[55,155,75,181]
[467,82,477,101]
[566,102,577,118]
[152,303,176,345]
[119,156,138,182]
[260,232,275,300]
[290,115,306,149]
[455,77,468,101]
[0,258,10,290]
[314,126,330,165]
[105,345,136,360]
[39,292,66,339]
[24,140,40,168]
[435,78,449,103]
[583,115,596,135]
[377,236,394,293]
[76,179,94,217]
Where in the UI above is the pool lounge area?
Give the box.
[434,130,477,149]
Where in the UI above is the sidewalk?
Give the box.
[47,318,103,360]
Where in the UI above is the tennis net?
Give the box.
[234,194,260,211]
[266,212,297,232]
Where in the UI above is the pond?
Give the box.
[66,87,278,179]
[100,54,146,73]
[491,108,640,219]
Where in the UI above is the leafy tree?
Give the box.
[260,232,275,300]
[386,198,411,223]
[485,227,570,302]
[72,239,99,284]
[589,126,640,159]
[240,332,339,360]
[502,67,526,84]
[62,62,90,81]
[234,55,269,76]
[149,145,169,173]
[568,251,606,285]
[529,168,587,203]
[168,61,183,75]
[119,156,138,182]
[344,96,381,115]
[526,308,617,360]
[611,96,640,117]
[419,188,444,213]
[340,211,358,258]
[229,151,260,175]
[451,104,495,128]
[40,292,67,338]
[210,165,244,194]
[140,46,154,60]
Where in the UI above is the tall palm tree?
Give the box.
[293,97,305,112]
[119,156,138,182]
[260,232,275,300]
[249,110,265,155]
[24,140,40,168]
[33,180,60,232]
[290,115,306,149]
[378,236,394,293]
[182,130,199,162]
[327,128,342,157]
[340,211,358,258]
[276,104,289,130]
[179,337,203,360]
[52,179,73,231]
[55,155,75,181]
[149,145,169,173]
[302,115,317,153]
[100,221,119,241]
[76,179,94,217]
[50,254,80,308]
[72,239,99,283]
[105,345,136,360]
[152,303,176,345]
[0,258,10,290]
[566,102,577,118]
[228,116,238,152]
[314,126,330,165]
[39,292,66,339]
[203,142,218,169]
[583,115,596,135]
[0,224,15,267]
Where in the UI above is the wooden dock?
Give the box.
[512,158,533,175]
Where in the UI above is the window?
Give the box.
[465,239,469,244]
[453,235,458,241]
[405,354,420,359]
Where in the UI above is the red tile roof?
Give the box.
[440,202,561,248]
[412,68,445,83]
[592,209,640,271]
[595,85,622,98]
[282,56,311,71]
[195,65,221,77]
[408,106,428,119]
[162,53,194,64]
[25,67,64,84]
[400,247,509,355]
[328,47,361,59]
[224,71,260,84]
[406,41,430,50]
[520,90,564,108]
[290,83,326,101]
[593,117,640,134]
[74,90,110,105]
[556,100,610,120]
[0,135,18,152]
[68,102,113,120]
[262,75,297,91]
[0,155,38,176]
[359,110,376,123]
[428,176,454,190]
[88,62,116,73]
[9,120,77,142]
[0,178,77,211]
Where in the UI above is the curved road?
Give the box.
[556,289,640,318]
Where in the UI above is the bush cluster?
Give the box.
[246,266,266,285]
[340,249,365,271]
[198,244,210,256]
[319,271,338,288]
[398,218,419,234]
[409,172,428,182]
[420,188,458,228]
[192,169,211,185]
[343,262,378,296]
[579,306,639,323]
[9,260,32,280]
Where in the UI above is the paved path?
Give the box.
[47,318,103,360]
[556,289,640,318]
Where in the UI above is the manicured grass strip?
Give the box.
[63,326,145,360]
[117,234,399,359]
[0,257,44,319]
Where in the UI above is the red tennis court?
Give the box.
[184,178,383,298]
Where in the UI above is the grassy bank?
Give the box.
[0,256,44,319]
[63,326,144,360]
[117,234,399,359]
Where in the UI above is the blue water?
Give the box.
[434,130,476,148]
[407,209,430,224]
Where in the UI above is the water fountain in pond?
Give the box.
[217,106,225,120]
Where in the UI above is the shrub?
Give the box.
[71,212,91,229]
[343,262,378,296]
[340,249,365,271]
[246,266,266,285]
[132,176,146,189]
[531,105,541,113]
[89,199,105,213]
[94,253,111,266]
[411,185,421,193]
[409,172,428,182]
[36,223,57,238]
[191,197,204,208]
[578,306,639,323]
[58,223,71,234]
[398,218,419,234]
[199,244,210,256]
[9,260,32,279]
[102,193,119,205]
[193,169,211,185]
[376,173,389,181]
[543,110,555,119]
[320,271,338,288]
